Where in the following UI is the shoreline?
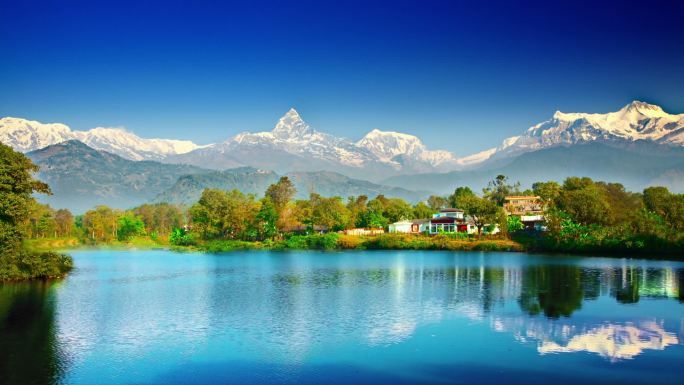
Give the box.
[23,234,684,261]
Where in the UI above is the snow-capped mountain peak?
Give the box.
[461,100,684,165]
[0,117,201,160]
[356,129,426,160]
[272,108,314,139]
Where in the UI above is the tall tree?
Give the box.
[256,197,278,240]
[483,175,521,206]
[459,195,502,235]
[265,176,296,214]
[54,209,74,237]
[448,186,476,208]
[0,143,51,256]
[427,195,448,211]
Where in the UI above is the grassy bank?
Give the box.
[512,232,684,259]
[192,233,524,252]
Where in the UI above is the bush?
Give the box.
[169,228,196,246]
[0,251,73,281]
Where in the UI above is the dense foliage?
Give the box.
[517,177,684,254]
[0,143,72,280]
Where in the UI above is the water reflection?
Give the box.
[1,251,683,385]
[0,281,65,385]
[538,321,678,361]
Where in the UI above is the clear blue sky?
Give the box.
[1,0,683,155]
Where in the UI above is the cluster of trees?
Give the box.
[187,176,440,242]
[23,201,186,243]
[0,143,72,280]
[528,177,684,251]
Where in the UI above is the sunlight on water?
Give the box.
[1,250,683,385]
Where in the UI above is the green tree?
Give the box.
[483,175,521,206]
[188,189,261,240]
[459,194,502,235]
[448,186,476,208]
[412,201,433,219]
[265,176,296,214]
[54,209,74,237]
[0,143,72,280]
[117,213,146,241]
[346,195,369,228]
[0,143,50,255]
[256,197,278,239]
[427,195,448,211]
[556,177,611,226]
[532,181,561,204]
[507,215,524,233]
[643,186,684,231]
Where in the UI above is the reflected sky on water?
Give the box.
[1,250,683,385]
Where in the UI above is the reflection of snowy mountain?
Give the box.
[491,316,680,362]
[538,322,678,361]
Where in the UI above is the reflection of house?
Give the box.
[341,228,385,236]
[504,196,545,231]
[388,219,429,234]
[429,208,467,234]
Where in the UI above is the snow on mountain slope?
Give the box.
[0,117,201,160]
[356,129,457,167]
[222,108,376,167]
[177,108,459,173]
[457,101,684,165]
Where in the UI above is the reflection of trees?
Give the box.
[613,266,642,304]
[0,281,63,385]
[519,265,584,318]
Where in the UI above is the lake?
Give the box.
[1,250,683,385]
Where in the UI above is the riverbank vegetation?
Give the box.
[0,143,73,280]
[17,168,683,258]
[513,179,684,255]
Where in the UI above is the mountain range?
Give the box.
[26,141,427,213]
[4,101,684,212]
[4,101,683,176]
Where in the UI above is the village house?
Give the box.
[503,195,545,231]
[388,219,429,234]
[428,208,467,234]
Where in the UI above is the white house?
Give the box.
[389,219,429,234]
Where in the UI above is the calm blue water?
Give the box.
[1,250,683,385]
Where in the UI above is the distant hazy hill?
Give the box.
[27,141,430,213]
[383,142,684,194]
[156,168,430,205]
[27,140,208,213]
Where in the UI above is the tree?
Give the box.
[55,209,74,237]
[117,213,146,241]
[265,176,296,214]
[556,178,611,226]
[483,175,521,206]
[307,193,350,231]
[347,195,369,228]
[256,197,278,240]
[507,215,524,233]
[82,206,119,241]
[383,198,413,223]
[643,186,684,231]
[188,189,261,240]
[0,143,51,256]
[532,181,561,204]
[0,143,72,280]
[427,195,448,211]
[448,186,476,208]
[413,201,433,219]
[459,195,502,235]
